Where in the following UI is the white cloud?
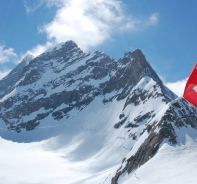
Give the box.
[165,78,187,97]
[0,45,18,64]
[148,13,159,25]
[39,0,123,51]
[23,0,47,13]
[21,0,160,58]
[121,12,159,31]
[0,1,161,76]
[22,41,54,58]
[36,0,159,52]
[24,0,64,12]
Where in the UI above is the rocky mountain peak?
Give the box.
[0,41,177,135]
[46,40,79,53]
[38,40,83,62]
[122,48,177,103]
[0,40,196,184]
[124,49,160,81]
[1,41,195,184]
[124,48,144,59]
[61,40,78,49]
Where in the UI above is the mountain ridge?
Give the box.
[0,40,196,184]
[0,40,176,134]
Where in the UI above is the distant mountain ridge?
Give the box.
[0,40,196,184]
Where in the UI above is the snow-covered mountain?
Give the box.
[0,40,196,184]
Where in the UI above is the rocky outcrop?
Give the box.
[111,97,197,184]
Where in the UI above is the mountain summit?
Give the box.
[0,40,175,134]
[0,41,196,184]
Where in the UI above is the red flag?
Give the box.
[183,62,197,107]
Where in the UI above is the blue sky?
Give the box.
[0,0,197,96]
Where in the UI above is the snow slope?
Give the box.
[0,136,103,184]
[1,124,197,184]
[122,134,197,184]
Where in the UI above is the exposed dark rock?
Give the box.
[134,112,153,124]
[114,117,128,129]
[125,122,139,128]
[111,97,197,184]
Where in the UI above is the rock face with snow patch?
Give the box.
[0,55,33,99]
[111,97,197,184]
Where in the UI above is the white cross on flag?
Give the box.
[183,62,197,107]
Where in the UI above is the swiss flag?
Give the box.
[183,62,197,107]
